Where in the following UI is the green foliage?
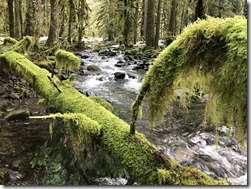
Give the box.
[3,37,18,45]
[131,16,247,143]
[55,49,80,76]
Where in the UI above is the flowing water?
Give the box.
[73,46,247,185]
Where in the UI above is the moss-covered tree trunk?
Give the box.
[0,50,227,185]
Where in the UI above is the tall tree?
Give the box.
[77,0,90,46]
[133,0,139,44]
[145,0,155,48]
[14,0,21,39]
[168,0,177,36]
[8,0,15,37]
[154,0,162,48]
[46,0,59,46]
[68,0,75,43]
[194,0,205,21]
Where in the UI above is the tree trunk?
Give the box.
[14,0,21,39]
[194,0,205,21]
[46,0,59,47]
[179,0,189,33]
[154,0,162,48]
[140,0,145,40]
[0,50,227,186]
[34,0,42,47]
[68,0,75,44]
[24,0,35,36]
[123,0,130,47]
[145,0,155,48]
[77,0,86,46]
[8,0,15,37]
[133,0,139,44]
[169,0,177,36]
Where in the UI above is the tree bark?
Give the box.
[169,0,177,36]
[46,0,59,47]
[8,0,15,37]
[145,0,155,48]
[133,0,139,44]
[194,0,205,21]
[154,0,162,48]
[68,0,75,44]
[14,0,21,39]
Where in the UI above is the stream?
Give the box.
[73,45,247,185]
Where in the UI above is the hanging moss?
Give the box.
[11,36,34,54]
[55,49,80,76]
[0,50,227,185]
[131,16,247,144]
[3,37,18,45]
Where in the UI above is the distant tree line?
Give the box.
[0,0,247,48]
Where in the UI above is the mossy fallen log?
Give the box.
[131,16,247,143]
[0,51,227,185]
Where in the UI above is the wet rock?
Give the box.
[80,59,85,65]
[7,170,24,182]
[4,108,30,121]
[0,86,7,95]
[107,51,116,56]
[125,49,138,55]
[115,61,126,67]
[8,92,20,100]
[0,99,13,111]
[46,106,58,114]
[132,65,144,71]
[98,49,107,56]
[127,73,136,79]
[87,65,101,72]
[93,47,101,52]
[81,55,89,59]
[114,72,126,80]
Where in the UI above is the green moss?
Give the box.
[3,37,18,45]
[55,49,80,76]
[13,36,34,54]
[89,96,113,112]
[131,16,247,143]
[0,50,227,185]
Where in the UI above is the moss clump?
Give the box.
[89,96,114,112]
[55,49,80,76]
[3,37,18,45]
[131,16,247,144]
[12,36,34,54]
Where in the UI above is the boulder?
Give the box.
[125,49,138,55]
[81,55,89,59]
[4,108,30,121]
[107,51,116,56]
[98,49,107,56]
[114,72,126,79]
[87,65,101,72]
[115,60,127,67]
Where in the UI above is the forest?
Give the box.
[0,0,248,186]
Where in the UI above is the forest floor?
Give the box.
[0,71,50,185]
